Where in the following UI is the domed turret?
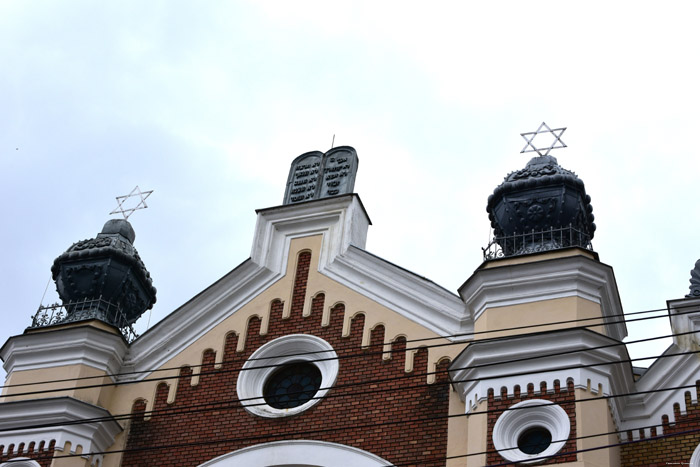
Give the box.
[688,260,700,298]
[486,155,595,257]
[49,219,157,330]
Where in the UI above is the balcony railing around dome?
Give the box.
[482,225,593,260]
[31,297,139,343]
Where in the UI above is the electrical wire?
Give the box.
[2,303,698,462]
[5,389,700,466]
[0,320,694,401]
[2,299,695,392]
[3,342,700,435]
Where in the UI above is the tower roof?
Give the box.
[49,219,157,330]
[485,154,595,258]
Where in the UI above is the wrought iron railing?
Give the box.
[482,225,593,260]
[31,297,139,343]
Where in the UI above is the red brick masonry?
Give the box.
[0,440,56,467]
[123,250,451,466]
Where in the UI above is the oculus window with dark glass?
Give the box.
[517,426,552,455]
[263,362,322,409]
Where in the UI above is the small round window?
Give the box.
[492,399,570,464]
[517,426,552,455]
[263,362,322,409]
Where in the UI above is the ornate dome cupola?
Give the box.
[41,218,157,337]
[485,123,596,258]
[688,260,700,298]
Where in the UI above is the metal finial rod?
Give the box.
[520,122,567,157]
[109,185,153,220]
[331,134,335,149]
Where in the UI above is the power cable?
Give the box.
[3,343,700,435]
[2,300,695,392]
[0,322,694,400]
[4,389,700,466]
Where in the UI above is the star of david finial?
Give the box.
[109,186,153,220]
[520,122,567,157]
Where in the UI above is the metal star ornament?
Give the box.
[520,122,567,157]
[109,186,153,220]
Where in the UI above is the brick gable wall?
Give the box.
[122,250,451,466]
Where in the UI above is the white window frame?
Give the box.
[236,334,338,418]
[492,398,571,464]
[199,440,390,466]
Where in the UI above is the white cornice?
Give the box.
[620,344,700,438]
[459,255,627,341]
[122,194,471,377]
[251,194,370,273]
[0,326,127,378]
[448,328,635,431]
[667,296,700,351]
[123,258,278,377]
[122,196,371,377]
[0,397,121,465]
[322,247,471,340]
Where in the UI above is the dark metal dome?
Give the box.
[688,260,700,298]
[486,155,595,257]
[50,219,156,328]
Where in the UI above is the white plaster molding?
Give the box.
[251,194,370,274]
[123,258,278,378]
[459,255,627,341]
[0,397,121,465]
[0,326,127,379]
[121,194,470,380]
[0,458,40,467]
[199,439,391,466]
[448,328,634,432]
[690,441,700,467]
[122,195,369,378]
[668,297,700,351]
[620,344,700,439]
[492,399,570,464]
[322,246,471,341]
[236,334,338,418]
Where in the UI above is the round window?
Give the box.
[263,362,322,409]
[492,399,570,464]
[517,426,552,455]
[236,334,339,418]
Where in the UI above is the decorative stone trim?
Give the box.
[0,326,127,379]
[324,246,471,340]
[492,399,570,464]
[199,440,392,466]
[0,397,121,464]
[236,334,338,418]
[0,459,40,467]
[622,345,700,439]
[123,194,470,381]
[449,328,633,429]
[459,254,627,341]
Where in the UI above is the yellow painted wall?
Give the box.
[1,364,112,407]
[474,296,606,339]
[575,387,620,467]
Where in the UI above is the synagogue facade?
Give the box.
[2,144,700,466]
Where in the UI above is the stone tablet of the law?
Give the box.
[283,147,358,205]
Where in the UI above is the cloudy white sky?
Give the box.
[1,1,699,383]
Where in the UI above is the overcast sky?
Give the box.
[2,1,699,384]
